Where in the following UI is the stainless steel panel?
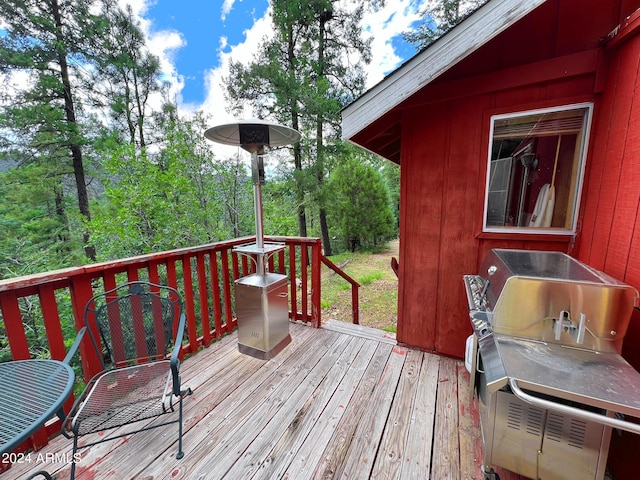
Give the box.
[492,390,544,479]
[537,410,609,480]
[492,277,637,353]
[466,249,640,480]
[479,249,623,308]
[496,335,640,417]
[235,273,291,359]
[477,249,639,353]
[490,390,608,480]
[477,333,508,393]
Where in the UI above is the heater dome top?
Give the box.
[204,118,301,152]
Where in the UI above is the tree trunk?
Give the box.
[287,22,307,238]
[50,0,96,260]
[316,9,332,256]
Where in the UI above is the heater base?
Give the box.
[235,272,291,360]
[238,334,292,360]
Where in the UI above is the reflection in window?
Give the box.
[484,104,592,233]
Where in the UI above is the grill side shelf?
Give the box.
[509,378,640,436]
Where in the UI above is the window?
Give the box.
[483,103,593,234]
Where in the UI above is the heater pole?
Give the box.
[252,151,266,275]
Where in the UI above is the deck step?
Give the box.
[322,319,397,345]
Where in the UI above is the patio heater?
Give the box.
[204,119,301,359]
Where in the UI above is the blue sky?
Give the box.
[127,0,424,116]
[0,1,425,121]
[143,0,271,106]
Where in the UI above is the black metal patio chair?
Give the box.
[62,281,191,479]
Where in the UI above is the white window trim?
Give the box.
[482,102,594,235]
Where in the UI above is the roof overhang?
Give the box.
[341,0,548,144]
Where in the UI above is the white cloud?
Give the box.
[221,0,236,21]
[118,1,186,111]
[197,8,274,158]
[358,0,429,87]
[219,36,228,51]
[200,8,273,121]
[120,0,427,146]
[199,1,428,117]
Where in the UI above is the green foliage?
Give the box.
[328,155,396,252]
[381,162,400,229]
[263,175,300,237]
[88,114,255,259]
[224,0,376,253]
[0,161,85,279]
[403,0,488,49]
[0,0,404,360]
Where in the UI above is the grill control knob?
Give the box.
[488,265,497,276]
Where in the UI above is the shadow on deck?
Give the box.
[3,321,527,480]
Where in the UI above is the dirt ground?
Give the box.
[320,239,399,331]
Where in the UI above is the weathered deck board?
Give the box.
[323,319,397,345]
[399,352,440,479]
[249,336,368,480]
[370,348,423,479]
[5,322,515,480]
[283,338,379,480]
[457,364,484,479]
[338,345,408,480]
[432,356,461,479]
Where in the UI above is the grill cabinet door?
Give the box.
[492,391,544,479]
[538,411,608,480]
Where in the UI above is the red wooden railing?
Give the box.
[320,255,360,325]
[0,235,324,457]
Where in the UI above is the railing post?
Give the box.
[320,254,360,325]
[352,284,360,325]
[181,254,198,355]
[196,252,211,347]
[68,275,102,381]
[289,243,298,322]
[0,291,30,360]
[311,239,322,328]
[300,243,308,321]
[220,247,235,333]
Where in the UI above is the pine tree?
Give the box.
[328,156,395,252]
[224,0,374,255]
[0,0,105,260]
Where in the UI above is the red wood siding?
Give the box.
[579,32,640,280]
[434,96,487,355]
[392,0,640,359]
[397,105,447,352]
[397,83,597,356]
[575,25,640,480]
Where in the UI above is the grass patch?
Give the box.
[320,240,398,330]
[358,271,383,286]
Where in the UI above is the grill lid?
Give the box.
[472,249,639,353]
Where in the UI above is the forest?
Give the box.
[0,1,481,359]
[0,0,410,282]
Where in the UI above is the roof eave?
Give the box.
[341,0,548,141]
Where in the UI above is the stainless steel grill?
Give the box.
[464,249,640,480]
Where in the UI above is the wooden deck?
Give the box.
[3,321,526,480]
